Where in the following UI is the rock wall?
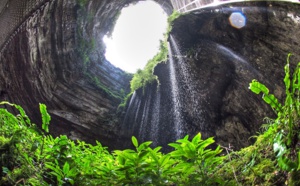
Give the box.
[0,0,173,148]
[1,0,299,151]
[121,1,300,150]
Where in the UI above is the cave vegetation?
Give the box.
[1,0,300,185]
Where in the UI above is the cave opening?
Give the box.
[103,1,168,73]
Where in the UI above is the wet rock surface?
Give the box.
[122,1,300,150]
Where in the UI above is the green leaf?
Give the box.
[152,146,162,153]
[192,133,201,145]
[118,155,126,165]
[196,137,215,150]
[168,142,181,150]
[0,101,31,125]
[284,53,293,93]
[132,136,138,148]
[68,178,75,185]
[262,94,282,112]
[63,162,70,174]
[149,150,159,164]
[46,163,63,178]
[160,155,171,167]
[297,152,300,170]
[183,142,196,159]
[278,156,297,171]
[40,103,51,133]
[292,63,299,94]
[31,140,40,151]
[138,141,152,152]
[249,80,269,95]
[2,167,9,174]
[273,142,286,157]
[138,151,149,160]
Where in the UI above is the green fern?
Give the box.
[39,103,51,133]
[249,54,300,175]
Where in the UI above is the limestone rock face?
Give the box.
[0,0,173,148]
[1,0,299,151]
[121,1,300,150]
[170,1,300,148]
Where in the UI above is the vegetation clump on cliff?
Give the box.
[1,55,300,185]
[118,11,181,110]
[129,10,181,93]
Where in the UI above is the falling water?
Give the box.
[170,35,197,108]
[149,89,161,146]
[122,91,137,125]
[168,41,184,139]
[216,43,261,76]
[138,93,151,141]
[134,98,142,128]
[170,35,206,130]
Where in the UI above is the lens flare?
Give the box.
[229,12,246,29]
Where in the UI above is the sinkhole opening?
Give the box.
[103,1,168,73]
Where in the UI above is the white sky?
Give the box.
[103,1,168,73]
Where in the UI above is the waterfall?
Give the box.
[170,35,206,130]
[122,91,136,125]
[138,92,151,141]
[149,89,161,146]
[168,40,184,139]
[170,36,195,102]
[121,35,207,149]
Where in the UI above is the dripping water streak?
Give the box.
[139,93,151,141]
[168,41,184,139]
[170,36,205,128]
[150,90,161,146]
[122,91,137,125]
[216,43,261,75]
[170,36,197,107]
[134,98,142,126]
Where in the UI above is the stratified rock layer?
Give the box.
[0,0,174,148]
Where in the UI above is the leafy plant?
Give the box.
[0,102,228,185]
[129,10,181,93]
[249,54,300,184]
[130,39,168,93]
[45,161,77,185]
[168,133,224,185]
[40,103,51,133]
[4,53,300,186]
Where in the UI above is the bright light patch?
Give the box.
[103,1,168,73]
[229,12,246,29]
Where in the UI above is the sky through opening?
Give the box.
[103,1,168,73]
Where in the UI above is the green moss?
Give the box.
[118,92,133,111]
[216,136,286,186]
[167,10,181,34]
[0,136,10,149]
[76,0,88,7]
[129,36,167,93]
[86,73,124,101]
